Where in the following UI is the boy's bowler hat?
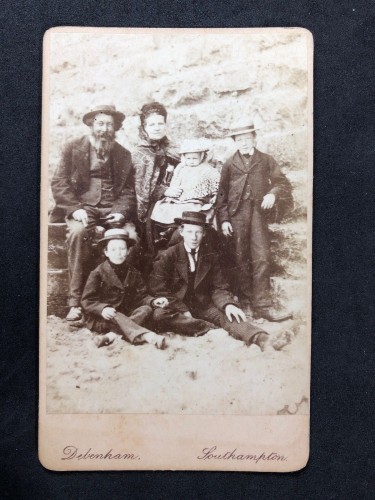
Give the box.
[226,119,260,138]
[97,228,136,249]
[175,211,210,228]
[83,105,125,131]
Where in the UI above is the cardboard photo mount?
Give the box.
[39,27,313,471]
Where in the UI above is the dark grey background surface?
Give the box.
[1,1,374,498]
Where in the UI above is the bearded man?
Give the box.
[51,105,136,321]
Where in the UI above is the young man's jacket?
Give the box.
[81,259,154,330]
[215,148,292,225]
[150,240,238,313]
[50,135,136,222]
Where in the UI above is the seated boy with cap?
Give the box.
[81,228,168,348]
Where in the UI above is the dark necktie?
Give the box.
[188,249,197,272]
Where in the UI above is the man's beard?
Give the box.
[91,130,116,158]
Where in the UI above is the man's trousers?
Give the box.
[153,303,267,345]
[65,219,97,307]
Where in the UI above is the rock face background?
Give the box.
[44,29,311,415]
[47,29,310,279]
[47,30,309,220]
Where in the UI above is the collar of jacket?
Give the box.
[137,137,170,153]
[175,240,212,289]
[232,148,261,174]
[101,259,133,290]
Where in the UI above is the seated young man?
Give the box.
[81,228,168,349]
[150,211,291,351]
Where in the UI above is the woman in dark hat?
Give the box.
[132,102,180,254]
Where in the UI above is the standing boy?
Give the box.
[216,119,292,321]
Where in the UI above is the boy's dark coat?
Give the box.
[81,259,154,331]
[50,135,136,221]
[215,148,293,224]
[150,240,237,313]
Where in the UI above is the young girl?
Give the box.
[151,138,220,225]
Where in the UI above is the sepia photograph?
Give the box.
[42,28,311,418]
[39,27,312,472]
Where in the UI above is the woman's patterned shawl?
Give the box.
[133,137,179,222]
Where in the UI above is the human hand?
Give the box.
[152,297,169,308]
[225,304,247,323]
[183,311,193,318]
[101,307,117,320]
[72,209,89,227]
[164,187,183,198]
[261,193,276,210]
[105,213,125,224]
[221,222,233,236]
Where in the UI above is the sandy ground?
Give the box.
[46,311,309,415]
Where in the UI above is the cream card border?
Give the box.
[39,26,313,472]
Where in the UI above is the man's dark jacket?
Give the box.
[150,240,238,313]
[50,135,136,221]
[215,148,293,225]
[81,259,154,332]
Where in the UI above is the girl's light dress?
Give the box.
[151,161,220,224]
